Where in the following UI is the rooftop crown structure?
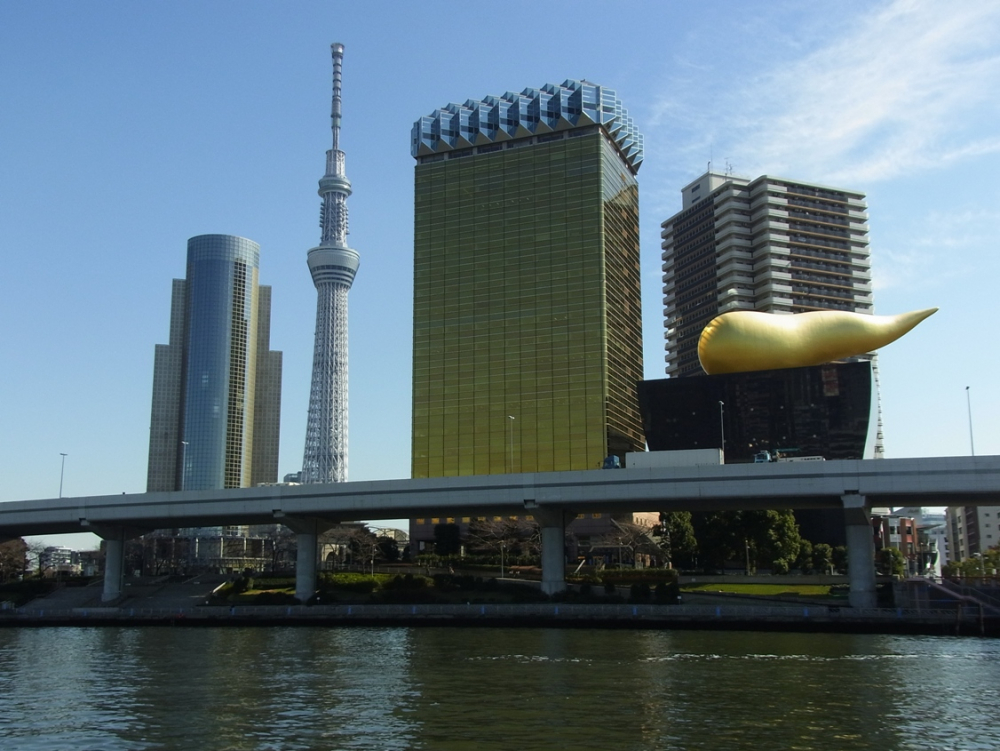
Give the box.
[301,42,360,484]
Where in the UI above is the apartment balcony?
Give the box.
[753,256,791,273]
[756,292,794,309]
[751,218,791,234]
[713,196,752,215]
[715,222,753,242]
[750,197,788,216]
[716,250,752,270]
[755,269,793,285]
[753,231,792,247]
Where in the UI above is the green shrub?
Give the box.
[654,580,680,604]
[382,573,433,591]
[600,568,678,586]
[629,582,651,603]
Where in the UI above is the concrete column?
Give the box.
[843,493,877,609]
[532,506,567,595]
[295,532,318,604]
[102,531,125,603]
[86,524,146,604]
[281,516,335,604]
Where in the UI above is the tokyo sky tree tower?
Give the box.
[301,42,360,484]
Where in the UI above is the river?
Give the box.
[0,627,996,750]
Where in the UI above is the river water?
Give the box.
[0,627,996,750]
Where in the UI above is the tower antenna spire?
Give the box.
[330,42,343,152]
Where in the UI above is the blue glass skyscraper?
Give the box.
[147,234,282,492]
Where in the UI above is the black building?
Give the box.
[637,362,873,544]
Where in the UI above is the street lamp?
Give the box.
[58,453,68,498]
[718,401,726,457]
[181,441,189,490]
[507,415,515,474]
[966,387,975,457]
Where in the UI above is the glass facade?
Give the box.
[637,362,872,463]
[411,129,644,478]
[182,235,260,490]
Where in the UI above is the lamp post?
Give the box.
[507,415,515,474]
[180,441,189,490]
[718,401,725,457]
[58,453,67,498]
[966,387,975,457]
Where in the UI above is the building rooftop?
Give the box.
[411,79,643,171]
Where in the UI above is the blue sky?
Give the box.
[3,1,999,548]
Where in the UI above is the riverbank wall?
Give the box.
[2,602,996,636]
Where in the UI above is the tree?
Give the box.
[466,517,536,574]
[594,519,663,568]
[832,546,848,574]
[813,543,834,574]
[656,512,697,569]
[943,547,1000,579]
[877,547,906,577]
[794,539,814,573]
[763,510,802,570]
[691,511,742,571]
[692,509,801,573]
[0,539,27,583]
[377,536,400,563]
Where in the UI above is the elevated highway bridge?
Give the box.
[3,455,998,608]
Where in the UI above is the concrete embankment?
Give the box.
[2,602,996,636]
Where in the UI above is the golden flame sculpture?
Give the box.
[697,308,937,375]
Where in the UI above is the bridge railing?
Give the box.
[937,579,1000,611]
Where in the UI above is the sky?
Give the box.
[2,0,999,550]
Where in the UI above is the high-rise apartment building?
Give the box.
[662,171,873,376]
[660,171,883,454]
[410,79,645,478]
[301,43,360,484]
[147,234,282,492]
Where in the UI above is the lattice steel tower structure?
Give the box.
[301,42,360,484]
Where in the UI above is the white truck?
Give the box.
[623,449,724,469]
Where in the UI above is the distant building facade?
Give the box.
[146,234,282,493]
[946,505,1000,561]
[410,79,645,478]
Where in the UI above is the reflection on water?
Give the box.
[0,627,997,750]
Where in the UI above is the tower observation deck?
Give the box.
[301,42,360,484]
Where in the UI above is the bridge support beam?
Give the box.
[842,494,877,609]
[87,525,147,603]
[532,506,567,595]
[281,517,336,604]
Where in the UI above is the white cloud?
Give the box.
[873,207,1000,292]
[746,0,1000,182]
[652,0,1000,185]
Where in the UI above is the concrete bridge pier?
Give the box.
[281,516,335,604]
[842,493,877,609]
[88,525,146,603]
[532,506,568,595]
